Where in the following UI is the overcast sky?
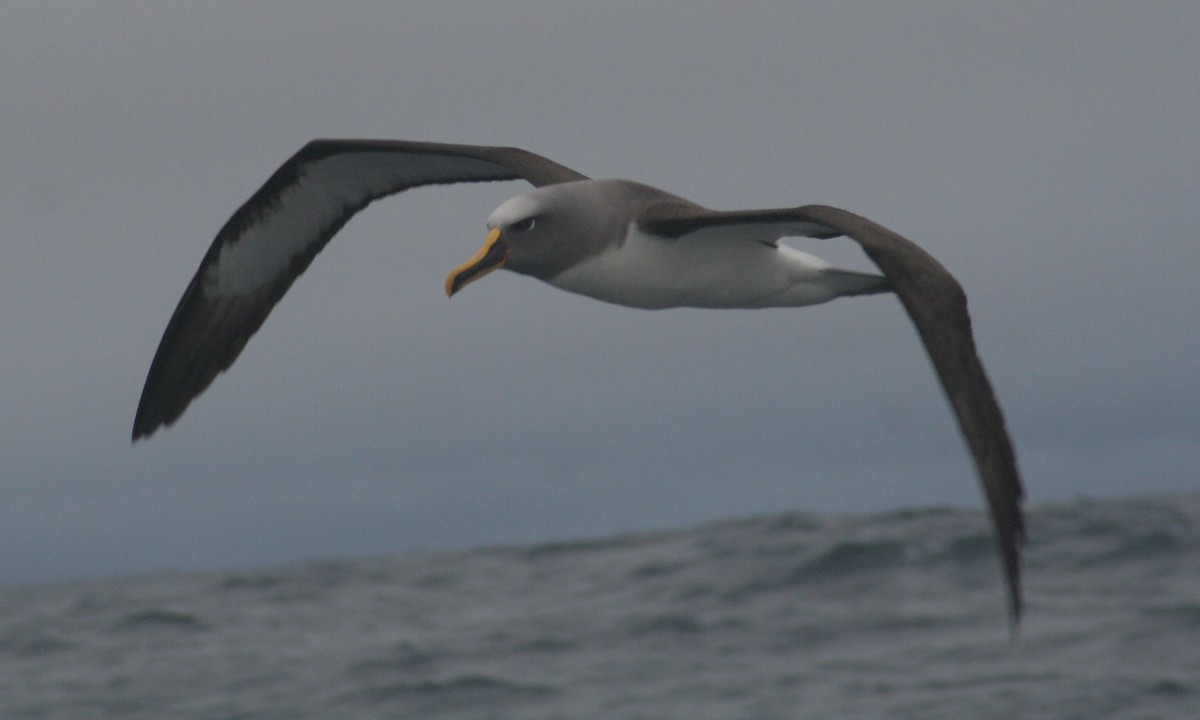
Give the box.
[2,3,1196,587]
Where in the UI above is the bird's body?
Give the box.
[133,139,1025,626]
[487,179,889,310]
[549,227,881,309]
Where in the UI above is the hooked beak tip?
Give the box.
[445,227,506,299]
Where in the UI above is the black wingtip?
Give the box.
[1003,518,1027,636]
[131,393,169,443]
[130,417,156,443]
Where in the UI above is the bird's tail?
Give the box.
[827,269,892,297]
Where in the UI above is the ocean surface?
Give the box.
[3,493,1198,719]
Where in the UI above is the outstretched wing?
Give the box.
[647,203,1025,627]
[133,140,588,440]
[799,205,1025,627]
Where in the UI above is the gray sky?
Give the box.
[2,2,1196,587]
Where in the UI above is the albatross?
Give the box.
[132,139,1025,625]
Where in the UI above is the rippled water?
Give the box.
[3,493,1199,719]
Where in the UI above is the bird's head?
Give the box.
[445,181,611,297]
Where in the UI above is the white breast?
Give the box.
[547,224,841,310]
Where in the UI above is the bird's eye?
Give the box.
[512,217,537,232]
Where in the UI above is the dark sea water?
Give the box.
[3,493,1199,719]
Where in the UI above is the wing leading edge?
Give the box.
[641,203,1024,622]
[132,140,588,439]
[797,205,1025,627]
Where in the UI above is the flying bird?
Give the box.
[133,139,1025,625]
